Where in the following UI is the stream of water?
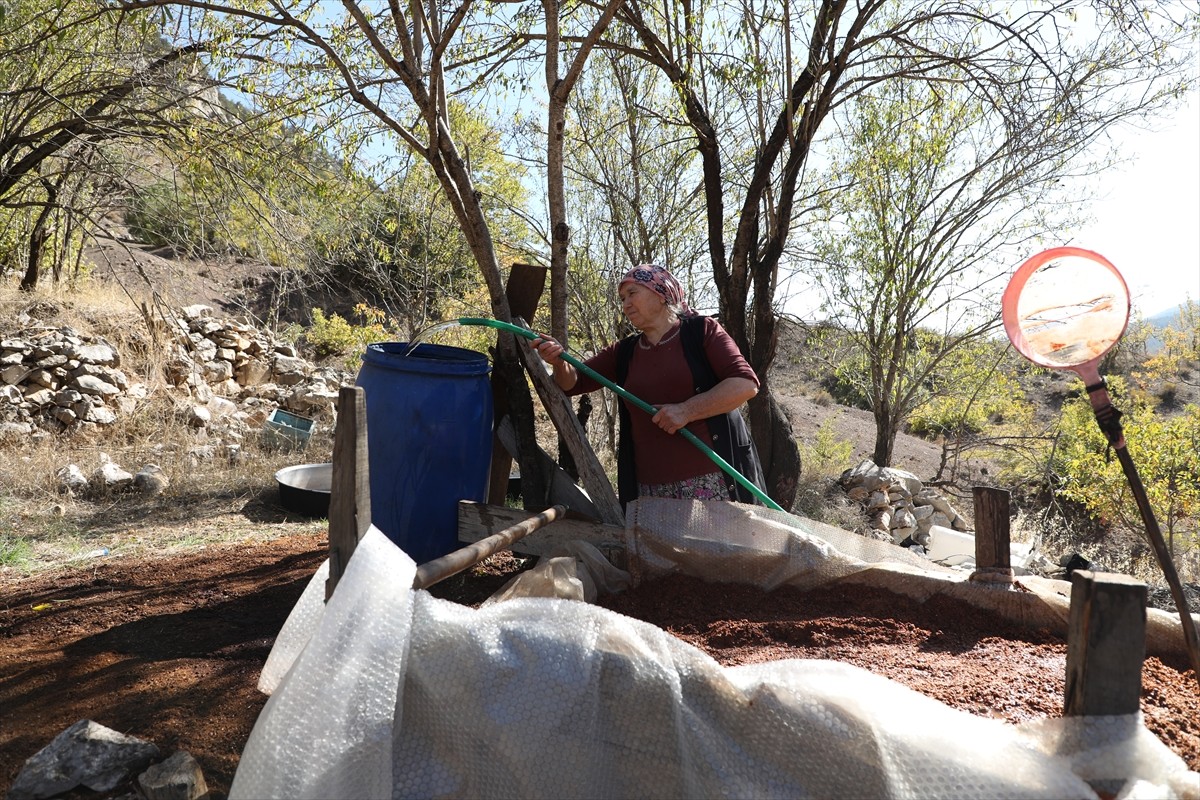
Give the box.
[402,320,464,357]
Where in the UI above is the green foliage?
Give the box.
[825,355,872,410]
[1050,378,1200,558]
[799,418,855,479]
[1132,299,1200,405]
[305,305,390,367]
[909,342,1034,438]
[126,181,205,251]
[0,533,33,568]
[304,102,530,331]
[0,1,197,283]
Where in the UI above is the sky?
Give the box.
[1066,92,1200,319]
[777,91,1200,323]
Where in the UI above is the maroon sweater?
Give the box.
[566,317,758,485]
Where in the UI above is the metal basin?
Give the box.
[275,463,332,518]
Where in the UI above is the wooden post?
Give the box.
[970,486,1013,586]
[515,329,624,526]
[325,386,372,601]
[1064,570,1147,717]
[487,263,548,505]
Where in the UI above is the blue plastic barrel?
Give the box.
[355,342,493,564]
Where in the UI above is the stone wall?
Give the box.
[0,304,347,440]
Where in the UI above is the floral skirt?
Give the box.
[638,470,731,501]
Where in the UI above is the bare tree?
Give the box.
[804,74,1121,467]
[108,0,630,512]
[591,0,1196,506]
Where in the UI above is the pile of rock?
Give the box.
[0,327,145,437]
[162,304,343,419]
[0,304,348,440]
[838,459,970,547]
[8,719,208,800]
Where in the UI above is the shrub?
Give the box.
[305,305,390,366]
[799,417,855,479]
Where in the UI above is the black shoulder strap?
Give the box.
[680,315,718,393]
[614,333,639,509]
[616,333,638,386]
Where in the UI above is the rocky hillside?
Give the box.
[0,302,345,444]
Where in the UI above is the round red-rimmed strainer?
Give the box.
[1001,246,1200,689]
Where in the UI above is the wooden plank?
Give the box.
[325,386,372,601]
[495,416,600,520]
[514,325,625,526]
[487,263,548,505]
[458,501,624,562]
[1064,569,1147,717]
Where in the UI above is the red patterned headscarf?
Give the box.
[618,264,695,316]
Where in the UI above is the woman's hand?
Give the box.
[533,334,578,391]
[652,378,757,434]
[652,403,691,435]
[533,334,565,366]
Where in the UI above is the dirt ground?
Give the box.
[2,242,1193,797]
[2,526,1197,799]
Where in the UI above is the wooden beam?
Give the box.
[458,501,624,565]
[1064,569,1147,717]
[495,416,600,520]
[326,386,372,601]
[416,505,565,589]
[514,324,625,526]
[488,264,548,505]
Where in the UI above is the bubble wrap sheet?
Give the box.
[231,519,1199,799]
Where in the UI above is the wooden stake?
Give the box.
[325,386,371,601]
[1064,570,1147,717]
[972,486,1011,570]
[970,485,1014,586]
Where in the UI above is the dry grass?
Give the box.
[0,282,329,573]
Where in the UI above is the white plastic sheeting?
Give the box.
[231,502,1200,799]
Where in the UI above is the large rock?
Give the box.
[55,464,88,494]
[133,464,170,495]
[73,374,120,397]
[94,460,134,491]
[137,750,208,800]
[7,719,160,800]
[71,342,120,366]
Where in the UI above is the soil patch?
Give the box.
[3,537,1196,799]
[599,574,1200,771]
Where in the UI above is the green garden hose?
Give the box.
[457,316,783,511]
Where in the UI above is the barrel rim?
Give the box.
[362,341,490,375]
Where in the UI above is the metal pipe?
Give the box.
[412,504,566,590]
[1086,387,1200,690]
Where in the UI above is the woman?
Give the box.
[534,264,766,507]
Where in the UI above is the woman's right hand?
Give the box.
[533,334,565,366]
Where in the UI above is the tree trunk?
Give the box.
[871,404,896,467]
[19,202,54,292]
[496,354,550,509]
[747,381,801,511]
[543,0,569,344]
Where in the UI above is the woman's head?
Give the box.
[618,264,691,321]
